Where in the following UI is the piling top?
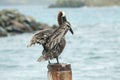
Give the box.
[47,63,71,71]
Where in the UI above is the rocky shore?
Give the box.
[0,9,57,37]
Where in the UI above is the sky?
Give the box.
[0,0,55,5]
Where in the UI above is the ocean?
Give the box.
[0,5,120,80]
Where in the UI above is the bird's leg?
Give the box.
[56,57,59,64]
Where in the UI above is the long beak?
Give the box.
[62,16,74,34]
[69,26,74,34]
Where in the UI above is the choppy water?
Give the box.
[0,6,120,80]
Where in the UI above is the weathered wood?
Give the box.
[47,63,72,80]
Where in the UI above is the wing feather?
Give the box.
[27,29,53,47]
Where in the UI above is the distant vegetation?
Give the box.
[49,0,120,8]
[49,0,84,8]
[84,0,120,7]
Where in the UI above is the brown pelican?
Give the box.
[27,11,73,64]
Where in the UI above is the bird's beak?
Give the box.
[62,15,74,34]
[69,26,74,34]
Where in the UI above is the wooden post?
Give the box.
[47,63,72,80]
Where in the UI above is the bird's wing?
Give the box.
[27,29,53,47]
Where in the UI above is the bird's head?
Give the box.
[58,11,73,34]
[58,11,67,25]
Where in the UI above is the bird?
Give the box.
[27,11,73,64]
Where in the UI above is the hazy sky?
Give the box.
[0,0,55,5]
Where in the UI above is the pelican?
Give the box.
[27,11,73,64]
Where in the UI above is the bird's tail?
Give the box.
[27,42,33,47]
[37,55,48,62]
